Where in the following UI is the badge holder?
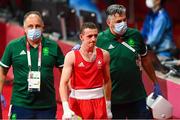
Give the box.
[28,71,41,92]
[26,41,42,92]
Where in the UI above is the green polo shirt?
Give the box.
[97,28,147,104]
[0,36,64,109]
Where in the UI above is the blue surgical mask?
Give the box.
[114,21,127,35]
[27,29,42,41]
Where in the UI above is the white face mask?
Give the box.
[27,29,42,41]
[114,21,127,35]
[146,0,155,8]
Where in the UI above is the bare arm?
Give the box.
[141,51,158,84]
[0,66,9,94]
[59,51,74,102]
[102,49,111,101]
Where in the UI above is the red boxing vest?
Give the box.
[71,48,105,89]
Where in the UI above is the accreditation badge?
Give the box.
[28,71,41,92]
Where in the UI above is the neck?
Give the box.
[80,45,96,62]
[27,38,41,48]
[152,5,161,13]
[81,44,94,53]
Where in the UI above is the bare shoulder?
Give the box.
[65,50,74,57]
[99,48,110,62]
[64,50,75,63]
[100,48,110,57]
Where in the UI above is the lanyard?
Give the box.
[26,41,42,71]
[117,38,136,53]
[117,38,142,70]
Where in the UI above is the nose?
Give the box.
[28,24,42,29]
[91,36,96,41]
[33,26,40,29]
[28,26,38,30]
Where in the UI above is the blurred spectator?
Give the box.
[69,0,102,24]
[0,0,31,24]
[141,0,176,59]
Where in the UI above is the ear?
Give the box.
[79,34,83,41]
[156,0,161,5]
[24,27,27,35]
[41,24,45,32]
[106,18,110,26]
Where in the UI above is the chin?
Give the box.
[33,38,41,42]
[89,44,95,48]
